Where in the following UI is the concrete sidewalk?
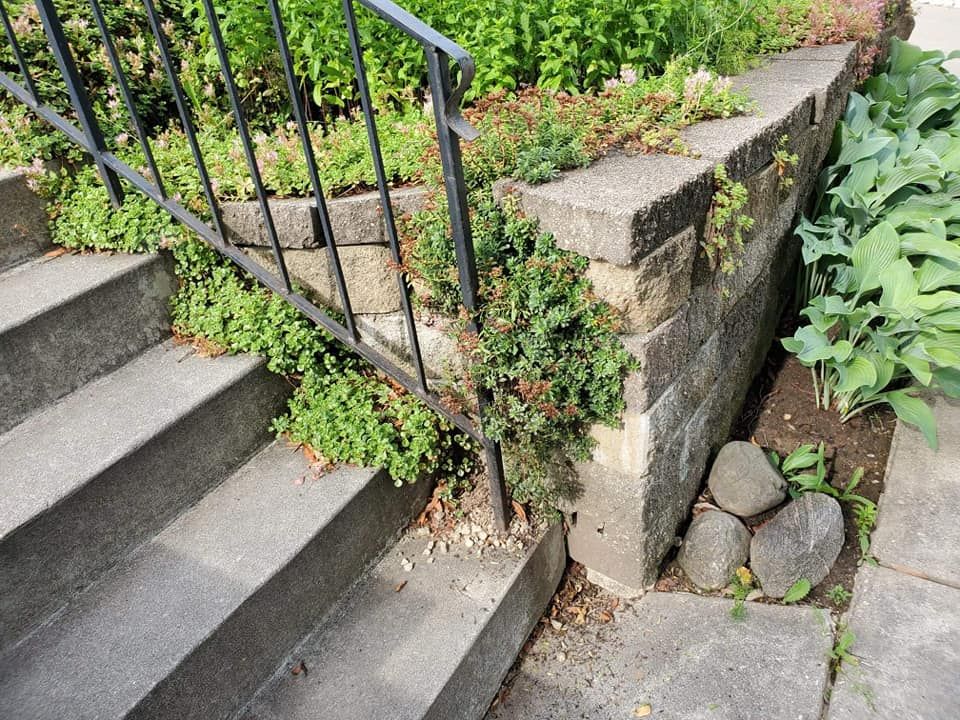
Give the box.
[826,398,960,719]
[912,3,960,76]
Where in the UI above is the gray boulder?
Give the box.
[750,492,844,598]
[677,510,751,590]
[708,441,787,517]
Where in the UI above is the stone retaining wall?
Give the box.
[494,20,913,594]
[217,16,912,595]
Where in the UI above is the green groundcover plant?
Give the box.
[785,39,960,448]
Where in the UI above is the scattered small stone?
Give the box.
[676,510,750,590]
[783,413,792,421]
[422,546,432,557]
[427,557,435,564]
[426,540,435,551]
[438,541,448,554]
[708,441,788,517]
[464,538,475,548]
[556,652,567,663]
[477,530,488,542]
[750,492,844,598]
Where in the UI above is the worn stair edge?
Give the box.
[0,169,51,272]
[0,442,429,720]
[0,341,288,652]
[242,522,565,720]
[0,251,176,433]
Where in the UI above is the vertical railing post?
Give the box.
[424,46,511,533]
[33,0,124,207]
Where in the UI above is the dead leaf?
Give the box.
[598,610,613,623]
[549,618,563,631]
[633,704,652,717]
[610,598,620,611]
[511,500,527,524]
[291,660,307,676]
[43,247,69,259]
[394,580,407,593]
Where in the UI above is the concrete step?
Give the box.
[0,340,288,652]
[0,442,429,720]
[0,169,51,272]
[0,251,176,433]
[242,523,565,720]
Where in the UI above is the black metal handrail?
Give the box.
[0,0,511,530]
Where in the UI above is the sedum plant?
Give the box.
[785,39,960,447]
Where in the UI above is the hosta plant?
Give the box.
[785,39,960,447]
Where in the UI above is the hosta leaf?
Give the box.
[910,290,960,313]
[905,92,960,129]
[898,233,960,263]
[916,257,960,292]
[837,135,895,167]
[933,367,960,398]
[920,308,960,331]
[879,258,919,314]
[852,222,900,293]
[899,352,933,386]
[835,355,878,393]
[884,390,938,449]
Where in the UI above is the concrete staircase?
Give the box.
[0,170,563,720]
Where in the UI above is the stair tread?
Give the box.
[0,442,381,720]
[242,524,564,720]
[0,340,265,540]
[0,252,158,334]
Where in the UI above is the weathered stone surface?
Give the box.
[527,39,875,594]
[750,493,844,598]
[827,564,960,720]
[495,153,714,266]
[245,525,566,720]
[585,225,696,332]
[708,441,787,517]
[677,510,750,590]
[356,312,463,380]
[0,169,51,271]
[222,187,427,248]
[871,396,960,587]
[246,245,401,314]
[619,307,691,414]
[488,592,833,720]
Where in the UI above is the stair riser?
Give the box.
[130,472,431,720]
[0,170,50,272]
[0,254,176,434]
[0,366,289,652]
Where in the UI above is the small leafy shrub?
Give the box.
[703,164,754,276]
[729,566,755,620]
[826,583,853,606]
[782,578,812,603]
[169,236,475,486]
[773,134,800,191]
[785,40,960,446]
[407,194,636,511]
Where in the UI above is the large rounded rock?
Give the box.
[708,441,787,517]
[750,492,844,598]
[677,510,751,590]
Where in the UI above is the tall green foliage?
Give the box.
[785,39,960,447]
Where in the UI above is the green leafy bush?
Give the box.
[785,39,960,446]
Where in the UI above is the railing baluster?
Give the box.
[140,0,227,242]
[34,0,124,206]
[198,0,292,293]
[343,0,429,392]
[0,0,38,102]
[424,45,510,532]
[88,0,166,199]
[266,0,359,340]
